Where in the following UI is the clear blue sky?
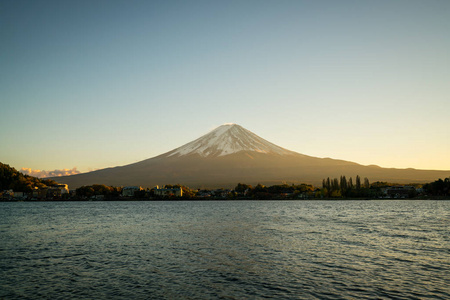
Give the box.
[1,0,449,176]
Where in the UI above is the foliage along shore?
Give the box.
[1,162,449,201]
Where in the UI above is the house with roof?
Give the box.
[153,186,183,197]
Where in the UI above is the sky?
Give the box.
[1,0,449,177]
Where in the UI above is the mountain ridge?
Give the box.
[51,124,449,189]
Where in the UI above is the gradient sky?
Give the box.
[1,0,449,176]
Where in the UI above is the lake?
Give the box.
[1,200,449,299]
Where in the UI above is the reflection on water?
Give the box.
[1,200,449,299]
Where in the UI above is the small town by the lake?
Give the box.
[2,163,449,201]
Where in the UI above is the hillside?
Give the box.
[0,162,57,192]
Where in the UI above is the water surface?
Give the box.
[1,200,449,299]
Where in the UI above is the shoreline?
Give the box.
[2,197,449,202]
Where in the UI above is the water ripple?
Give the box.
[1,200,449,299]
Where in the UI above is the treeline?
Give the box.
[423,178,450,196]
[321,175,372,198]
[233,183,315,199]
[0,162,57,192]
[75,184,123,198]
[64,177,450,199]
[75,184,197,199]
[320,176,450,198]
[72,183,314,200]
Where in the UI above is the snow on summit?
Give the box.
[167,124,294,157]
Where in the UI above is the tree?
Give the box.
[364,177,370,189]
[340,176,348,196]
[235,183,252,194]
[331,190,342,198]
[332,178,340,192]
[76,186,95,198]
[254,183,267,193]
[355,175,361,190]
[423,177,450,196]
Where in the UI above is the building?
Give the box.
[46,184,70,198]
[29,188,48,200]
[13,191,25,199]
[122,186,143,197]
[154,186,183,197]
[55,184,69,194]
[1,190,14,199]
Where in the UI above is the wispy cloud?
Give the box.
[20,167,81,178]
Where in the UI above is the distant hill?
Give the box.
[0,162,57,191]
[51,124,449,189]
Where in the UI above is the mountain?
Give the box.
[164,123,295,157]
[52,124,449,189]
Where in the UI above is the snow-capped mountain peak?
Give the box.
[167,123,295,157]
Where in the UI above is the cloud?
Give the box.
[20,167,81,178]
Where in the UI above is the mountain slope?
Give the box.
[164,123,296,157]
[52,124,450,189]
